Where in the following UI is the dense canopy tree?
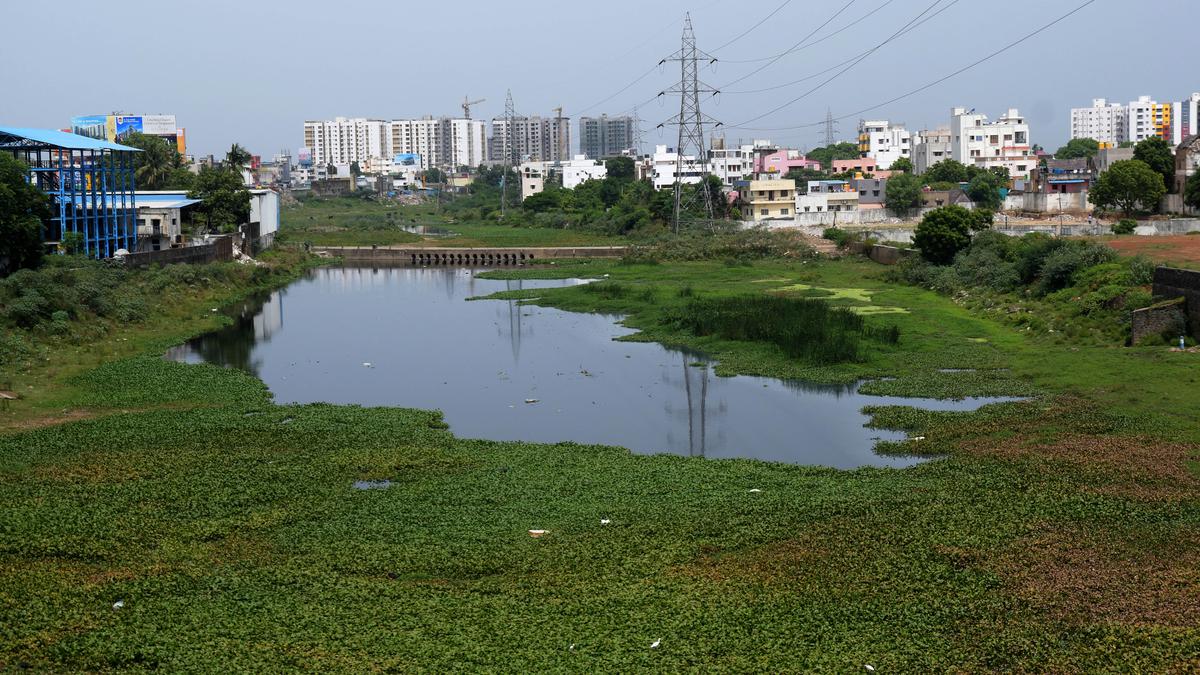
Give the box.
[1133,137,1175,192]
[1088,159,1166,215]
[0,153,51,275]
[914,205,975,264]
[1054,138,1100,160]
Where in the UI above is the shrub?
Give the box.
[1035,241,1118,295]
[913,205,975,264]
[1111,218,1137,235]
[1127,256,1154,285]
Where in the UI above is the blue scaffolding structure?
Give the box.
[0,127,140,258]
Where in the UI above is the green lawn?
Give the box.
[1,254,1198,671]
[280,197,625,248]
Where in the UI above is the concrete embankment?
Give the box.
[312,245,628,265]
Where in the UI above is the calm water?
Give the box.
[167,267,1017,468]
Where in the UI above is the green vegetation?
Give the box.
[1133,136,1176,192]
[1089,159,1167,215]
[0,153,50,276]
[119,132,193,191]
[1054,137,1100,160]
[884,171,922,216]
[189,167,251,233]
[1,225,1198,669]
[1186,170,1200,211]
[1112,218,1138,235]
[912,205,984,264]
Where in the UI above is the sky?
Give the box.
[1,0,1195,158]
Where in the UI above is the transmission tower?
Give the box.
[631,106,645,156]
[822,107,838,147]
[501,89,517,218]
[658,13,721,233]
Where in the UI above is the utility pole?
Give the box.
[659,13,721,234]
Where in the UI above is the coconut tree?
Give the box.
[224,143,252,172]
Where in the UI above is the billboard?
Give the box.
[297,147,313,167]
[112,115,144,140]
[70,115,109,140]
[141,114,176,135]
[394,153,421,167]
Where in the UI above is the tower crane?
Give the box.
[462,96,486,119]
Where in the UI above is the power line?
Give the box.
[717,0,857,90]
[727,0,1097,133]
[729,0,946,128]
[710,0,791,52]
[721,0,896,64]
[720,0,962,95]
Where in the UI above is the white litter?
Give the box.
[210,308,218,313]
[600,519,611,525]
[362,362,373,368]
[864,666,875,672]
[910,436,925,442]
[528,529,548,537]
[650,638,662,649]
[524,398,539,404]
[748,488,762,493]
[112,600,125,610]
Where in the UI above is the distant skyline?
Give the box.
[2,0,1196,158]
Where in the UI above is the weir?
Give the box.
[311,245,628,266]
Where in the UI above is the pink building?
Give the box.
[754,149,821,175]
[831,157,878,175]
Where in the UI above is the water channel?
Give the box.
[167,266,1018,469]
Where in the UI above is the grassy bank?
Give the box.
[1,251,1198,670]
[280,196,626,248]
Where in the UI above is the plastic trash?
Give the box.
[600,519,611,525]
[362,362,373,368]
[910,436,925,442]
[864,666,875,672]
[650,638,662,649]
[112,600,125,610]
[749,488,762,493]
[525,398,539,404]
[528,529,548,538]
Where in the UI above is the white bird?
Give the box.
[650,638,662,649]
[864,665,875,672]
[112,600,125,610]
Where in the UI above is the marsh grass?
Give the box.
[667,295,900,365]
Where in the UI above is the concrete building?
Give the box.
[754,148,821,176]
[1175,135,1200,195]
[579,115,635,159]
[831,157,879,176]
[913,126,952,175]
[950,107,1034,179]
[303,117,389,169]
[851,177,888,206]
[1172,93,1200,147]
[134,192,199,251]
[709,143,755,186]
[857,120,912,170]
[389,117,487,171]
[735,178,795,221]
[518,156,608,200]
[1095,146,1135,173]
[797,181,858,214]
[1127,95,1172,144]
[489,115,571,163]
[1069,98,1128,146]
[642,145,706,190]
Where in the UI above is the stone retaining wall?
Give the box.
[122,236,233,268]
[1130,298,1187,345]
[1153,266,1200,336]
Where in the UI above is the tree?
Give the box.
[913,205,975,265]
[885,172,922,217]
[1133,137,1175,192]
[422,168,446,184]
[1054,138,1100,160]
[0,153,50,275]
[120,132,185,190]
[188,166,251,233]
[923,159,970,185]
[225,143,251,172]
[326,163,337,177]
[350,161,361,177]
[1088,159,1166,215]
[805,142,859,170]
[785,167,831,190]
[605,156,635,181]
[966,171,1003,210]
[889,156,913,173]
[1186,171,1200,212]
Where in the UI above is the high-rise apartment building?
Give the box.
[856,120,912,170]
[1127,95,1172,144]
[950,107,1034,178]
[303,116,485,172]
[1172,92,1200,146]
[1069,98,1128,146]
[578,115,635,159]
[489,115,571,163]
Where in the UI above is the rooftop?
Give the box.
[0,127,140,152]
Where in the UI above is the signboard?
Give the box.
[141,114,176,135]
[394,153,421,167]
[70,115,108,140]
[113,115,144,140]
[297,147,313,167]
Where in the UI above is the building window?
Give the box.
[780,208,789,215]
[760,209,768,216]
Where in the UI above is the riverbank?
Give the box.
[1,254,1197,670]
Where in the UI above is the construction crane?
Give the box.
[462,96,486,119]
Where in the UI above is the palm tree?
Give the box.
[225,143,251,172]
[135,139,174,190]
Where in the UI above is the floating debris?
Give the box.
[353,480,392,490]
[362,362,373,368]
[528,529,548,538]
[600,519,611,525]
[650,638,662,649]
[524,399,539,404]
[748,488,762,493]
[112,600,125,610]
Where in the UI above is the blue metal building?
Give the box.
[0,127,140,258]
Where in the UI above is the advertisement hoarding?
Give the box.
[297,147,313,167]
[394,153,421,167]
[141,115,176,135]
[70,115,109,140]
[112,115,144,140]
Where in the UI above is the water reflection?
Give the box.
[168,266,1021,469]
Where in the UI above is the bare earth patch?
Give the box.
[1106,235,1200,265]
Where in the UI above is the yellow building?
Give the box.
[736,178,796,221]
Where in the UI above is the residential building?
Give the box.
[851,177,888,206]
[754,149,821,176]
[831,157,880,176]
[950,107,1034,179]
[489,115,571,163]
[857,120,912,170]
[642,145,706,190]
[134,192,199,250]
[519,156,609,200]
[920,187,970,208]
[388,117,486,171]
[1171,93,1200,146]
[1029,158,1095,194]
[304,117,390,169]
[735,177,795,221]
[1069,98,1128,146]
[913,126,952,175]
[797,180,858,214]
[1095,146,1135,173]
[579,115,635,159]
[709,142,755,186]
[1127,95,1172,144]
[1175,134,1200,195]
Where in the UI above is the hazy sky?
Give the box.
[2,0,1195,158]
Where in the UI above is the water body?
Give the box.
[167,267,1018,469]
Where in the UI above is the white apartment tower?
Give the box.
[857,120,912,170]
[1127,95,1170,144]
[950,107,1034,178]
[489,116,571,163]
[1069,98,1128,146]
[1172,92,1200,146]
[303,117,389,168]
